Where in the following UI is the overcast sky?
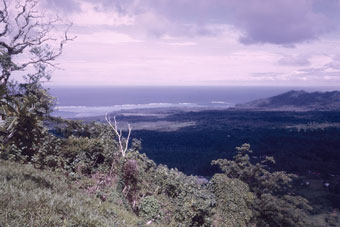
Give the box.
[39,0,340,86]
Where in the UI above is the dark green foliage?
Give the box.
[212,143,295,196]
[110,148,217,226]
[138,196,162,220]
[254,193,312,227]
[61,136,107,174]
[212,144,313,227]
[53,119,104,138]
[152,165,216,226]
[209,174,255,226]
[31,132,63,169]
[0,76,55,161]
[1,105,44,160]
[2,113,334,226]
[132,110,340,177]
[1,114,119,174]
[326,213,340,227]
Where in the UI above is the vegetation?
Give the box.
[129,110,340,176]
[0,160,151,227]
[1,89,339,226]
[1,0,339,226]
[212,144,312,227]
[2,126,338,226]
[0,0,72,161]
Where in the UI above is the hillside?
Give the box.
[0,161,151,227]
[235,90,340,111]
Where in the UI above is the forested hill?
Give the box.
[235,90,340,111]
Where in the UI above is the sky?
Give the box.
[24,0,340,86]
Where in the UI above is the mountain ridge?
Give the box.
[235,90,340,111]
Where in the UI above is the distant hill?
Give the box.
[235,90,340,111]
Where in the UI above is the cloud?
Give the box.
[328,55,340,68]
[278,55,311,66]
[70,2,134,27]
[42,0,340,46]
[297,57,340,79]
[32,0,340,86]
[233,0,334,45]
[251,72,285,80]
[42,0,80,14]
[75,31,142,44]
[325,61,340,70]
[166,42,197,46]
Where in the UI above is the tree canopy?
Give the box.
[0,0,73,86]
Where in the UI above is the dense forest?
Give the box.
[127,110,340,177]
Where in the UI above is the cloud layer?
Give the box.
[35,0,340,86]
[46,0,340,45]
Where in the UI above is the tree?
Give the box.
[0,0,73,160]
[212,144,312,227]
[0,0,73,87]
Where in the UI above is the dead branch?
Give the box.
[105,113,132,158]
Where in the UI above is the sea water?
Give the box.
[48,86,335,118]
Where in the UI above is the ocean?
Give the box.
[48,86,336,118]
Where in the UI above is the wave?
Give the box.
[53,102,203,118]
[210,101,232,105]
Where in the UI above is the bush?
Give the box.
[0,81,54,162]
[153,165,216,226]
[209,173,255,226]
[138,196,162,220]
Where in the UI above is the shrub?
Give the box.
[1,80,55,163]
[153,165,216,226]
[138,196,162,220]
[122,159,140,209]
[209,173,255,226]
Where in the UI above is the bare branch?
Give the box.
[0,41,10,50]
[105,113,132,158]
[0,0,9,37]
[0,0,75,86]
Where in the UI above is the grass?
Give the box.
[0,160,159,227]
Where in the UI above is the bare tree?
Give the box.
[105,113,132,158]
[0,0,74,86]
